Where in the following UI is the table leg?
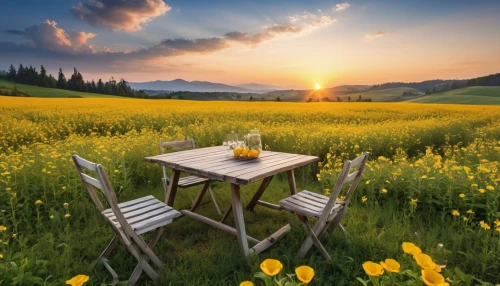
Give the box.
[190,182,210,212]
[165,169,180,206]
[231,183,249,255]
[246,175,274,211]
[286,169,297,195]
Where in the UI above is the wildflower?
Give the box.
[66,274,89,286]
[402,242,422,255]
[12,233,17,238]
[50,215,54,219]
[486,185,495,191]
[458,193,465,198]
[42,168,47,173]
[365,180,370,185]
[6,187,11,191]
[495,219,500,227]
[467,176,474,180]
[260,259,283,276]
[64,202,69,208]
[62,186,67,190]
[421,175,428,179]
[451,210,460,216]
[65,214,71,218]
[361,196,367,203]
[362,261,384,276]
[295,265,315,283]
[478,188,485,194]
[437,243,443,248]
[380,259,400,273]
[35,200,42,206]
[114,169,119,173]
[0,225,6,232]
[239,282,253,286]
[323,188,330,196]
[471,183,478,188]
[466,209,474,214]
[421,270,445,286]
[381,188,388,194]
[410,198,418,205]
[0,254,3,259]
[463,217,468,221]
[479,221,490,230]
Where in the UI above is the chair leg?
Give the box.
[296,215,332,261]
[126,228,165,285]
[208,186,222,216]
[95,234,119,267]
[127,244,160,285]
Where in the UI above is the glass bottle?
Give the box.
[247,129,262,152]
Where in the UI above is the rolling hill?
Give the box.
[409,86,500,105]
[0,79,120,98]
[129,79,250,93]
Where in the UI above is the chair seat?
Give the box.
[178,176,210,188]
[279,190,344,218]
[102,195,181,235]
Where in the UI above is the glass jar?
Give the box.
[247,129,262,152]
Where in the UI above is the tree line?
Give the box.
[2,64,149,98]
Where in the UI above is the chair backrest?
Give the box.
[72,155,138,243]
[320,152,370,222]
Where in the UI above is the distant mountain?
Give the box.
[129,79,249,93]
[236,83,281,92]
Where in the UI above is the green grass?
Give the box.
[0,79,121,98]
[409,86,500,105]
[355,87,422,102]
[276,87,421,102]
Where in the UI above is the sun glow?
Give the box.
[314,83,321,90]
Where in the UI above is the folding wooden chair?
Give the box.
[279,152,370,261]
[160,139,222,215]
[72,155,181,285]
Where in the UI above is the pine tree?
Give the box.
[57,68,67,89]
[7,64,16,81]
[97,79,104,93]
[17,64,25,83]
[39,65,49,87]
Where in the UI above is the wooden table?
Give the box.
[145,146,319,256]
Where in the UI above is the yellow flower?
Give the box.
[0,253,3,259]
[380,259,400,273]
[361,196,367,203]
[64,202,69,208]
[362,261,384,277]
[421,270,445,286]
[114,169,119,173]
[421,175,428,179]
[0,225,6,232]
[239,281,254,286]
[62,186,67,190]
[65,214,71,218]
[295,265,315,284]
[466,209,474,214]
[458,193,465,198]
[410,198,418,205]
[495,219,500,227]
[66,274,89,286]
[471,183,478,188]
[478,188,485,194]
[414,253,432,267]
[381,188,388,194]
[260,259,283,277]
[436,283,450,286]
[479,221,490,230]
[365,180,370,185]
[402,242,422,255]
[463,217,468,221]
[336,195,346,201]
[35,200,42,206]
[451,210,460,216]
[486,185,495,191]
[6,187,11,191]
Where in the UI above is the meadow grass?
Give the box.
[0,79,120,98]
[410,86,500,105]
[0,97,499,285]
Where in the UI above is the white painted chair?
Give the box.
[160,139,222,215]
[279,152,370,261]
[72,155,181,285]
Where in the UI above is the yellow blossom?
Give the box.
[466,209,474,214]
[365,180,370,185]
[0,225,6,232]
[471,183,478,188]
[6,187,11,191]
[495,219,500,227]
[65,214,71,218]
[479,221,490,230]
[66,274,89,286]
[451,210,460,216]
[362,261,384,277]
[295,265,315,284]
[486,185,495,191]
[0,254,3,259]
[410,198,418,205]
[381,188,388,194]
[478,188,485,194]
[35,200,42,206]
[239,281,254,286]
[421,175,428,179]
[463,217,468,221]
[380,259,400,273]
[421,270,445,286]
[402,242,422,255]
[458,193,465,198]
[361,196,367,203]
[260,259,283,277]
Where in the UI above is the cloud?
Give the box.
[364,31,387,40]
[8,20,96,55]
[333,2,350,12]
[225,23,304,47]
[70,0,170,32]
[130,37,229,59]
[4,30,25,36]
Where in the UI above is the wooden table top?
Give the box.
[145,146,319,185]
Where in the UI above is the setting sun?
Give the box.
[314,83,321,90]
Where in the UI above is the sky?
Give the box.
[1,0,499,89]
